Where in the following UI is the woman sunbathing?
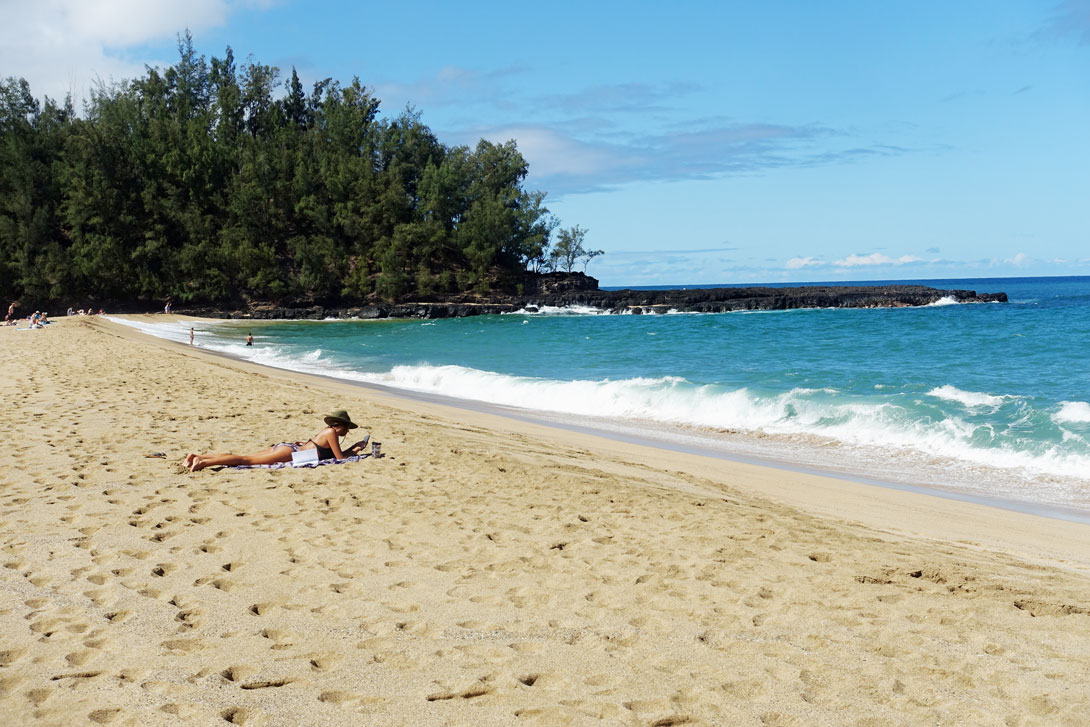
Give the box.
[184,409,369,472]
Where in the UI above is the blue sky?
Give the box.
[3,0,1088,285]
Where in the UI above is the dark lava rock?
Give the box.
[202,277,1007,321]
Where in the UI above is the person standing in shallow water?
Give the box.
[189,327,194,345]
[246,333,253,346]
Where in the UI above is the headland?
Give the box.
[173,275,1008,320]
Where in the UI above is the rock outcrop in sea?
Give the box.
[198,273,1008,320]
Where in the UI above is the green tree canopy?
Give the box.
[549,225,603,273]
[0,34,576,308]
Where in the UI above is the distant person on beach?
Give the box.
[246,333,253,346]
[189,327,194,345]
[184,409,370,472]
[5,301,15,323]
[164,300,172,314]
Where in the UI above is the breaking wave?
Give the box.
[926,385,1011,409]
[1055,401,1090,424]
[349,364,1090,481]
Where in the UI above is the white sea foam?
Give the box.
[1055,401,1090,424]
[104,316,221,345]
[925,296,959,306]
[506,304,611,315]
[926,385,1008,409]
[377,366,1090,479]
[343,364,1090,480]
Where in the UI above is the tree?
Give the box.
[581,248,604,272]
[0,35,580,308]
[549,225,603,273]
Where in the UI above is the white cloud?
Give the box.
[0,1,260,105]
[459,124,640,183]
[782,252,924,270]
[377,65,517,110]
[61,0,229,46]
[442,116,905,195]
[1006,251,1027,266]
[785,256,823,270]
[833,253,921,267]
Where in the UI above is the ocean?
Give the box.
[111,276,1090,518]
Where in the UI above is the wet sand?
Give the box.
[2,315,1089,726]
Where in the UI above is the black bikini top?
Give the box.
[307,432,338,460]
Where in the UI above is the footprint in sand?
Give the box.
[175,609,203,629]
[160,638,203,655]
[260,628,298,650]
[104,610,131,624]
[221,706,265,725]
[88,707,122,724]
[65,649,95,666]
[249,602,277,616]
[222,665,259,683]
[309,653,345,672]
[159,702,205,720]
[25,686,53,706]
[83,589,111,607]
[207,578,238,592]
[0,648,28,667]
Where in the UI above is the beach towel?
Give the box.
[232,453,372,470]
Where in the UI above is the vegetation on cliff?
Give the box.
[0,34,596,308]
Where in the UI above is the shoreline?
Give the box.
[4,315,1090,725]
[112,313,1090,526]
[103,314,1090,571]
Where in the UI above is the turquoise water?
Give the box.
[115,276,1090,512]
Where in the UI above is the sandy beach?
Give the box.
[2,315,1089,726]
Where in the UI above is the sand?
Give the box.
[2,315,1089,727]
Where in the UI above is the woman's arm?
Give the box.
[343,435,370,455]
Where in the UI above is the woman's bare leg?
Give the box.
[184,452,231,470]
[190,445,294,472]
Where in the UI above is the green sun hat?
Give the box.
[323,409,358,429]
